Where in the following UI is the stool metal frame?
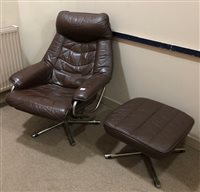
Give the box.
[105,147,185,188]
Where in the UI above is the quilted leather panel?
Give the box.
[55,38,96,73]
[44,34,65,66]
[45,35,97,88]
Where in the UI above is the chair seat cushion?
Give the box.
[104,98,194,158]
[6,84,76,121]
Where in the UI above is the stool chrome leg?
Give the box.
[104,147,185,188]
[104,151,161,188]
[31,121,64,138]
[105,152,142,159]
[143,155,161,188]
[104,151,160,188]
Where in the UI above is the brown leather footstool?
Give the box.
[103,98,194,188]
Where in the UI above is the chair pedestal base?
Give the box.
[68,120,100,124]
[31,121,64,138]
[104,148,185,188]
[63,121,76,146]
[31,118,100,146]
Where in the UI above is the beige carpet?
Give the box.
[0,103,200,192]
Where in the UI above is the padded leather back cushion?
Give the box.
[56,11,112,42]
[46,34,97,88]
[44,11,113,88]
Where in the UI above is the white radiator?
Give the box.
[0,25,23,93]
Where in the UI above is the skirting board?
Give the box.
[102,96,200,151]
[185,136,200,151]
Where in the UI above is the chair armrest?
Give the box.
[73,74,109,102]
[10,61,52,89]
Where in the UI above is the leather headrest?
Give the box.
[56,11,112,42]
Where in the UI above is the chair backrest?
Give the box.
[43,11,113,88]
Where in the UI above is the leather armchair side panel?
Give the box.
[73,39,113,101]
[43,33,65,66]
[73,74,108,101]
[10,62,52,89]
[94,39,113,77]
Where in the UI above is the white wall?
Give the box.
[1,1,200,142]
[74,1,199,50]
[1,1,20,27]
[16,2,78,64]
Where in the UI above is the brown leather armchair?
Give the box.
[6,11,113,146]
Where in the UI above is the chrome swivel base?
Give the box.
[31,118,100,146]
[31,122,64,138]
[68,119,100,124]
[31,88,104,145]
[104,148,185,188]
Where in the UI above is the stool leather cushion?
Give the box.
[104,98,194,158]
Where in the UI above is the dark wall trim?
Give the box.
[113,31,200,58]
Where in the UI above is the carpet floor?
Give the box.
[0,104,200,192]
